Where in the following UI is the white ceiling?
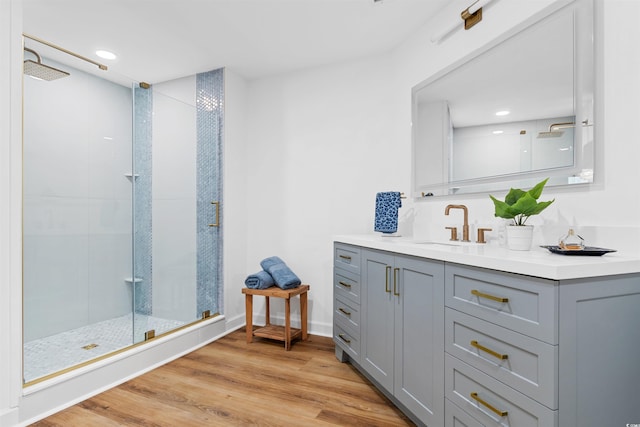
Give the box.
[22,0,449,84]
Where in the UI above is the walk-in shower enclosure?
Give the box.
[22,39,224,384]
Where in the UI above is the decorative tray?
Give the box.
[540,245,617,256]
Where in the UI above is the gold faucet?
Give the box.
[445,204,470,242]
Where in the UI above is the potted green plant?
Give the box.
[489,178,555,250]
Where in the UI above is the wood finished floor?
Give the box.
[32,328,415,426]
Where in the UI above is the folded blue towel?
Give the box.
[244,270,275,289]
[374,191,402,234]
[260,256,301,289]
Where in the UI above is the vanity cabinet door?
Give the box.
[361,249,395,391]
[361,249,445,425]
[393,254,444,426]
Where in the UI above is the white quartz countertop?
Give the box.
[334,234,640,280]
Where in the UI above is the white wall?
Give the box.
[1,0,23,424]
[244,54,400,335]
[242,0,640,334]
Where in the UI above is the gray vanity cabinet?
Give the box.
[361,248,445,426]
[335,240,640,427]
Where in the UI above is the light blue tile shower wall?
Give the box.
[196,69,224,317]
[133,86,153,315]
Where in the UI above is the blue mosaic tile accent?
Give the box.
[133,85,153,316]
[196,69,224,317]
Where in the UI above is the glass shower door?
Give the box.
[131,69,224,343]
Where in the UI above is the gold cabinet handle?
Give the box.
[470,392,508,417]
[385,266,392,293]
[208,201,220,227]
[471,289,509,303]
[338,334,351,344]
[339,254,352,260]
[470,340,508,360]
[393,267,400,296]
[338,281,352,289]
[338,308,351,316]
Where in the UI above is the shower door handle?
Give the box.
[208,201,220,227]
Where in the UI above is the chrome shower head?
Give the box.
[23,47,70,81]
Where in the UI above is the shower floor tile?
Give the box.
[24,314,185,383]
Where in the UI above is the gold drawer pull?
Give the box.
[471,340,509,360]
[338,308,351,316]
[338,334,351,344]
[470,392,508,417]
[471,289,509,303]
[338,281,352,288]
[339,254,352,260]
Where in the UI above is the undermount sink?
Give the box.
[410,240,464,247]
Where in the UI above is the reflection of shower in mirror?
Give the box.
[537,122,575,138]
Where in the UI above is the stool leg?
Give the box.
[245,294,253,344]
[301,291,308,341]
[265,296,271,326]
[285,297,291,351]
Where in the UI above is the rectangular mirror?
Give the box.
[412,0,594,197]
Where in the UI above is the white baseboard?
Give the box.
[0,408,19,427]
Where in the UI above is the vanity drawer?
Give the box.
[334,295,360,334]
[445,264,558,344]
[446,308,557,409]
[334,322,360,362]
[334,243,360,275]
[446,354,557,427]
[445,398,485,427]
[334,268,360,305]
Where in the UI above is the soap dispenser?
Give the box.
[559,229,584,250]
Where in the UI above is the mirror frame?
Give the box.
[411,0,595,198]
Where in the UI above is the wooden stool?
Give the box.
[242,284,310,351]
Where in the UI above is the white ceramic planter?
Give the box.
[506,225,534,251]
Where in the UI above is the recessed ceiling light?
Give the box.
[495,110,510,116]
[96,50,117,60]
[492,130,504,135]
